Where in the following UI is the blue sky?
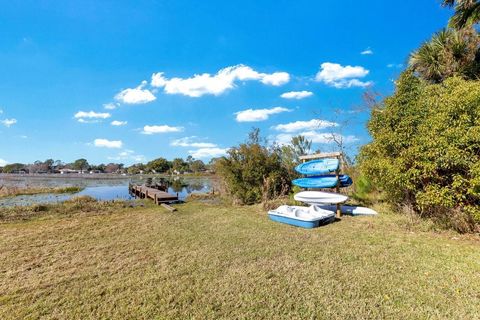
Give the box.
[0,0,452,165]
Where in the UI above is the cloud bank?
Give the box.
[273,119,338,132]
[151,64,290,97]
[115,81,156,104]
[315,62,372,88]
[235,107,291,122]
[280,91,313,99]
[1,118,17,127]
[171,136,217,148]
[93,139,123,149]
[141,125,184,135]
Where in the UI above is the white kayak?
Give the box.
[315,204,378,216]
[294,191,348,205]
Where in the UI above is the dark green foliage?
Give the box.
[216,133,292,205]
[359,72,480,232]
[2,163,26,173]
[443,0,480,29]
[146,157,171,173]
[189,159,206,173]
[172,158,189,173]
[73,159,89,172]
[409,28,480,83]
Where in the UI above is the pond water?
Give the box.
[0,175,213,207]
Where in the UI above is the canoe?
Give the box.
[268,205,335,228]
[292,175,353,189]
[315,204,378,216]
[294,191,348,204]
[295,158,339,175]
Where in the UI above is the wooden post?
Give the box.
[154,193,157,205]
[335,156,341,218]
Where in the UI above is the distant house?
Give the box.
[60,169,80,174]
[12,169,28,174]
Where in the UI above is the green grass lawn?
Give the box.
[1,200,479,319]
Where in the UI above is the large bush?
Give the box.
[359,71,480,232]
[216,140,292,205]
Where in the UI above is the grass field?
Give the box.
[1,200,479,319]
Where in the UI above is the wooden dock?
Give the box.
[129,184,179,204]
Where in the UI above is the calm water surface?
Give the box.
[0,175,213,207]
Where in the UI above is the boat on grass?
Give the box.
[294,191,348,204]
[268,205,335,228]
[315,204,378,216]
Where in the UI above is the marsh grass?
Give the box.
[0,185,84,198]
[0,200,479,319]
[0,195,140,222]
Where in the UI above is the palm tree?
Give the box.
[291,135,312,158]
[409,28,480,82]
[443,0,480,29]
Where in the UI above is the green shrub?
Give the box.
[359,72,480,232]
[216,140,292,205]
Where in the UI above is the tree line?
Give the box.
[0,156,213,175]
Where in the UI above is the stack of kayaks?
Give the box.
[268,158,377,228]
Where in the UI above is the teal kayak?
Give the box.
[292,175,352,188]
[295,158,339,175]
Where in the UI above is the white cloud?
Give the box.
[273,119,338,133]
[1,118,17,127]
[387,63,403,69]
[111,120,127,126]
[171,136,217,148]
[141,125,184,135]
[280,91,313,99]
[360,48,373,55]
[108,149,146,163]
[315,62,372,88]
[189,147,228,159]
[115,81,156,104]
[235,107,291,122]
[274,131,358,145]
[104,102,119,110]
[74,111,111,123]
[0,158,8,166]
[260,72,290,86]
[93,138,123,149]
[150,64,290,97]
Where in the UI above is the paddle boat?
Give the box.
[292,174,353,189]
[294,191,348,204]
[295,158,339,175]
[268,205,335,228]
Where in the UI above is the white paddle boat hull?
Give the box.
[268,205,335,228]
[294,191,348,205]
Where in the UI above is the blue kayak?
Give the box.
[295,158,339,175]
[292,175,353,188]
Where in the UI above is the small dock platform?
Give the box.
[129,183,179,204]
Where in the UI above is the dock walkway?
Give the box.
[129,184,178,204]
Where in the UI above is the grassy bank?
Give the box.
[0,185,83,198]
[0,200,479,319]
